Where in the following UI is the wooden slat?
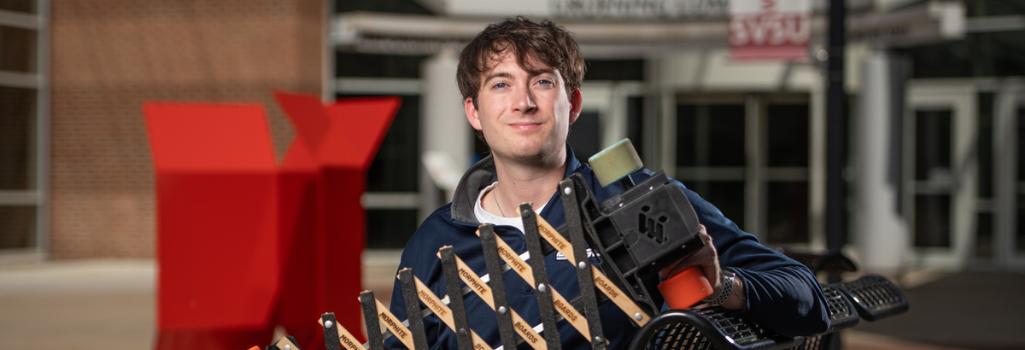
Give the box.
[375,299,418,350]
[412,276,492,350]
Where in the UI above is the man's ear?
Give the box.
[465,96,482,130]
[568,89,583,124]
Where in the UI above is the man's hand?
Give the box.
[659,225,744,309]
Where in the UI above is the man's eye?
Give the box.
[536,79,555,88]
[494,82,508,89]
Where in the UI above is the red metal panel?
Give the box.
[274,92,400,347]
[276,136,321,345]
[145,103,280,349]
[320,97,402,169]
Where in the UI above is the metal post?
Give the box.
[826,0,848,283]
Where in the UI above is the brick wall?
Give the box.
[49,0,324,258]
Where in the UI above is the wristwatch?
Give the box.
[703,268,735,306]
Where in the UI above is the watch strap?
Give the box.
[703,268,734,306]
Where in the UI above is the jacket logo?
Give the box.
[556,248,597,260]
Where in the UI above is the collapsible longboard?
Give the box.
[252,138,911,350]
[312,139,714,350]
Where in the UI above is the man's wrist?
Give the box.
[703,267,735,306]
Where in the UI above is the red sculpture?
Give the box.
[145,93,400,350]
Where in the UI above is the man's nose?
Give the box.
[513,88,537,113]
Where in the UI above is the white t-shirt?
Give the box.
[472,182,588,263]
[473,181,547,234]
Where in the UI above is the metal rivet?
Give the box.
[577,261,587,270]
[284,345,291,350]
[563,187,572,195]
[634,313,643,321]
[538,284,547,292]
[458,328,468,336]
[618,203,623,208]
[649,186,654,191]
[498,306,508,314]
[324,320,333,329]
[595,336,603,342]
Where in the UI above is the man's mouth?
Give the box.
[509,122,542,131]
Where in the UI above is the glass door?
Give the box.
[673,93,811,247]
[905,84,976,269]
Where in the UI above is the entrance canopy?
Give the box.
[332,0,964,57]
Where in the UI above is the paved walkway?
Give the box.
[0,258,1021,350]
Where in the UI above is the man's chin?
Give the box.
[501,145,564,167]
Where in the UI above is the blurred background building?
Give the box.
[2,0,1024,274]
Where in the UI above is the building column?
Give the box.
[419,49,471,223]
[854,50,908,273]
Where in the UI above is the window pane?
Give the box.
[0,205,36,249]
[675,104,697,166]
[569,111,601,161]
[336,52,425,78]
[915,195,950,247]
[976,212,993,259]
[1019,108,1025,181]
[0,85,36,190]
[345,94,420,192]
[767,181,809,244]
[684,180,745,230]
[767,104,809,167]
[0,25,37,73]
[707,105,746,166]
[335,0,433,15]
[977,93,994,198]
[0,0,36,13]
[676,104,745,167]
[1019,195,1025,254]
[366,209,418,249]
[915,109,952,181]
[626,96,645,161]
[585,59,644,81]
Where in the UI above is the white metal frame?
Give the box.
[905,82,977,270]
[993,79,1025,269]
[0,2,49,256]
[579,80,645,151]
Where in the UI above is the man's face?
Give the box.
[465,50,581,166]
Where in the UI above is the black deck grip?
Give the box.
[521,204,564,350]
[479,224,520,350]
[560,179,607,350]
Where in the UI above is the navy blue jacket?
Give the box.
[386,147,830,350]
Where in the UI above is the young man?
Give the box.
[386,17,830,350]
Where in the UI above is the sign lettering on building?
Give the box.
[729,0,811,60]
[550,0,729,19]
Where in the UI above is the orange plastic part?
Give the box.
[657,266,714,309]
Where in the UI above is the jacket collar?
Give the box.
[450,145,583,224]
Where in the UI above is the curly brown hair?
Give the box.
[456,16,586,107]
